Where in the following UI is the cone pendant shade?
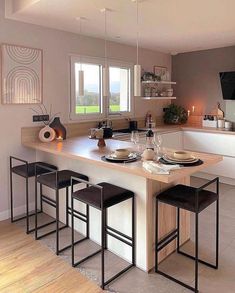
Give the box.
[103,66,109,97]
[134,64,141,97]
[78,70,84,97]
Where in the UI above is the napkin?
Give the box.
[143,161,181,175]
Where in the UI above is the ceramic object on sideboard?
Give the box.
[39,125,56,142]
[50,117,67,140]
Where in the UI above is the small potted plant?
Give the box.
[163,104,188,125]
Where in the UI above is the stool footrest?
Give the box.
[28,219,56,233]
[106,230,133,247]
[104,264,134,287]
[178,250,218,269]
[68,209,87,222]
[11,210,42,223]
[41,194,56,208]
[106,225,132,242]
[156,269,198,293]
[73,248,102,267]
[36,224,67,240]
[157,229,178,252]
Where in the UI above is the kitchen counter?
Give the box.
[22,134,222,272]
[23,136,222,184]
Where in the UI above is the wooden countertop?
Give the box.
[182,126,235,135]
[23,136,222,184]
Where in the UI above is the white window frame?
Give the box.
[70,55,134,121]
[108,59,134,119]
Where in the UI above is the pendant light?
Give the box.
[101,8,109,97]
[133,0,141,97]
[77,17,85,97]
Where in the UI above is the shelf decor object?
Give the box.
[50,117,67,140]
[1,44,42,104]
[163,104,188,125]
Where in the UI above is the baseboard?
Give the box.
[0,202,35,221]
[193,172,235,186]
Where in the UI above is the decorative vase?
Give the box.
[39,125,56,142]
[50,117,67,140]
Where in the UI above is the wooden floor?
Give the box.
[0,220,103,293]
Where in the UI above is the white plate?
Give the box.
[106,153,137,161]
[163,155,199,164]
[165,154,197,162]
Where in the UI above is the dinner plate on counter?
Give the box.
[163,155,199,164]
[165,154,197,162]
[103,153,139,163]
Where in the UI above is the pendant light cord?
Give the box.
[136,0,139,65]
[104,9,107,67]
[79,18,82,70]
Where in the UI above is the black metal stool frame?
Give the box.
[155,177,219,293]
[10,156,44,234]
[71,177,135,290]
[35,164,89,255]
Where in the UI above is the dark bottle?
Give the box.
[146,129,154,150]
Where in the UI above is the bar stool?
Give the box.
[35,164,89,255]
[71,177,135,290]
[155,177,219,293]
[10,156,57,234]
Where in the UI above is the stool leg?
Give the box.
[216,198,219,269]
[26,176,29,234]
[86,204,90,239]
[155,198,159,272]
[56,188,59,255]
[104,209,107,249]
[66,187,69,227]
[10,168,14,223]
[177,207,180,252]
[71,195,75,266]
[101,208,105,289]
[132,196,135,265]
[35,180,38,240]
[195,212,199,293]
[40,183,43,212]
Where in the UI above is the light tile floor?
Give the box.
[15,177,235,293]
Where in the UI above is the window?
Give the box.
[75,63,102,115]
[109,66,131,114]
[70,56,133,120]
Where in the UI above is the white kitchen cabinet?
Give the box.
[184,131,235,179]
[161,131,183,150]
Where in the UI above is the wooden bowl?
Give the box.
[173,151,192,160]
[114,149,130,158]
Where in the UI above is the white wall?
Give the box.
[0,0,171,219]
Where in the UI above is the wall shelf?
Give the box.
[142,80,177,85]
[141,96,176,100]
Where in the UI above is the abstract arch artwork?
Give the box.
[1,44,42,104]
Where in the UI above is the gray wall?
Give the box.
[172,46,235,121]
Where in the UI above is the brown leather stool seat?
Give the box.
[37,170,88,190]
[157,184,218,213]
[72,182,134,209]
[12,162,57,178]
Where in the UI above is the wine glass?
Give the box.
[131,131,140,152]
[153,133,163,160]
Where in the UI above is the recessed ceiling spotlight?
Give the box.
[171,52,179,56]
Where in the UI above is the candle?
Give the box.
[187,110,190,117]
[192,105,195,113]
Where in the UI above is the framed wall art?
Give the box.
[1,44,42,104]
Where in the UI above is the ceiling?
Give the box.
[5,0,235,54]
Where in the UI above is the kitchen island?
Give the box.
[23,136,222,272]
